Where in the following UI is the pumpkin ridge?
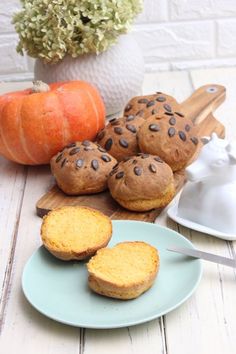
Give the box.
[0,97,12,162]
[38,110,50,159]
[39,92,65,159]
[0,99,33,164]
[85,88,100,133]
[91,86,106,131]
[0,97,19,162]
[18,96,39,164]
[55,92,71,148]
[38,95,57,159]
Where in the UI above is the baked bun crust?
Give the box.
[124,92,180,119]
[41,206,112,261]
[137,113,199,171]
[96,116,145,161]
[108,154,175,211]
[50,141,117,195]
[87,241,159,300]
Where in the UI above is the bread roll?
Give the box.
[137,113,199,171]
[50,141,117,195]
[108,154,175,211]
[96,115,145,161]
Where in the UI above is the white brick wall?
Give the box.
[0,0,236,81]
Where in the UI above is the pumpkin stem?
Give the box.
[31,80,50,93]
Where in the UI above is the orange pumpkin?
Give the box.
[0,80,105,165]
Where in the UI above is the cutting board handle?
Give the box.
[180,84,226,124]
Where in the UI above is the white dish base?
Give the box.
[167,203,236,241]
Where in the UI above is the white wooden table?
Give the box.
[1,68,236,354]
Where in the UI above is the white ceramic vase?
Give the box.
[34,34,144,116]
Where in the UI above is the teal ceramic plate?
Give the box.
[22,221,202,328]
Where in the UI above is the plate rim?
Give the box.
[22,220,203,329]
[167,204,236,241]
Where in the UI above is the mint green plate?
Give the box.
[22,221,202,328]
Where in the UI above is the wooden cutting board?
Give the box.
[36,84,226,221]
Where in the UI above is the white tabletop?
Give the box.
[0,68,236,354]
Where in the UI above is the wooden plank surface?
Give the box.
[0,68,236,354]
[0,158,26,327]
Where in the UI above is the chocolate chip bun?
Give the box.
[96,116,145,161]
[108,154,175,211]
[124,92,180,119]
[51,141,117,195]
[137,113,199,172]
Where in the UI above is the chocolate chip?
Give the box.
[126,124,137,133]
[61,158,67,167]
[149,124,160,132]
[82,140,90,146]
[156,96,166,102]
[185,124,191,132]
[136,109,144,116]
[66,142,76,148]
[114,127,123,135]
[138,98,149,104]
[152,109,158,115]
[96,130,105,141]
[105,138,113,151]
[76,159,84,168]
[175,112,184,117]
[168,127,176,137]
[126,115,135,121]
[56,153,63,163]
[164,104,172,112]
[69,147,80,155]
[179,131,186,141]
[191,137,198,145]
[134,166,142,176]
[98,146,107,153]
[164,112,174,116]
[149,164,157,173]
[84,147,92,151]
[132,159,137,164]
[119,138,129,148]
[154,157,163,163]
[147,100,155,108]
[91,159,99,170]
[116,171,124,179]
[125,104,132,112]
[101,154,111,162]
[169,117,176,125]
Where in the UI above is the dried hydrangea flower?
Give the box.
[13,0,143,63]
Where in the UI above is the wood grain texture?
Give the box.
[0,157,27,331]
[36,84,225,219]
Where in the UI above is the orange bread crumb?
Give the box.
[41,206,112,261]
[87,241,159,299]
